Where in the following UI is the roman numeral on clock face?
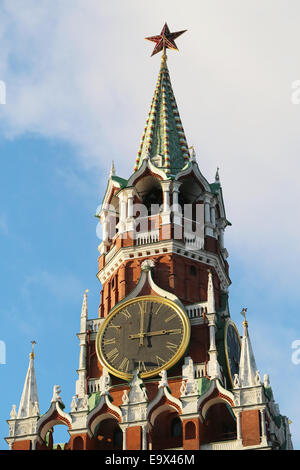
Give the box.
[103,337,116,346]
[121,309,131,320]
[106,348,119,363]
[166,341,178,353]
[165,313,177,323]
[156,355,165,366]
[119,357,129,372]
[138,361,147,372]
[108,323,120,330]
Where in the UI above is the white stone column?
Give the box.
[161,181,172,225]
[99,210,110,254]
[236,411,242,441]
[118,191,127,233]
[125,189,135,233]
[210,205,216,226]
[206,313,222,381]
[172,181,182,239]
[208,315,217,351]
[204,195,213,237]
[219,227,224,249]
[121,426,127,450]
[204,196,211,224]
[142,425,148,450]
[127,190,134,219]
[260,408,267,438]
[79,337,87,371]
[210,202,217,239]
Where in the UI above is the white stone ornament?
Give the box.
[158,370,168,389]
[99,368,111,396]
[51,385,62,402]
[128,369,148,403]
[141,259,155,271]
[180,380,187,396]
[70,396,77,412]
[122,389,129,405]
[233,374,240,389]
[181,357,198,396]
[33,401,40,416]
[255,370,261,385]
[263,374,270,387]
[77,394,89,411]
[10,405,17,419]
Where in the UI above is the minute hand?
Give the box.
[129,329,181,339]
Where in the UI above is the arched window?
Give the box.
[185,421,196,440]
[73,436,84,450]
[113,428,123,449]
[171,417,182,438]
[190,265,197,277]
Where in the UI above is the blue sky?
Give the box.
[0,0,300,449]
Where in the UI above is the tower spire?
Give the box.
[135,24,189,175]
[238,311,258,387]
[17,343,39,418]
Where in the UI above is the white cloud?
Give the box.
[0,1,299,278]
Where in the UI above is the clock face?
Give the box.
[224,319,241,386]
[96,295,190,380]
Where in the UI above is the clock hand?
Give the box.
[129,328,181,340]
[146,303,153,348]
[139,303,145,347]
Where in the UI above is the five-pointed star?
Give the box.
[145,23,187,57]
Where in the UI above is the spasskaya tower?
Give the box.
[6,23,293,451]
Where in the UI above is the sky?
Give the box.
[0,0,300,449]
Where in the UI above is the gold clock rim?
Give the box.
[95,295,191,381]
[224,318,242,387]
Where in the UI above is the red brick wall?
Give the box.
[99,255,221,317]
[241,409,261,447]
[126,426,142,450]
[12,440,32,450]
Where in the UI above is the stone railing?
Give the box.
[86,319,103,333]
[200,438,240,450]
[136,230,160,245]
[186,303,207,319]
[87,378,102,394]
[183,233,204,251]
[194,363,206,378]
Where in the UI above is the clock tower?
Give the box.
[6,24,293,451]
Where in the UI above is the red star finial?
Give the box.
[145,23,187,57]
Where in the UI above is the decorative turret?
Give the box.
[17,341,39,419]
[238,309,259,387]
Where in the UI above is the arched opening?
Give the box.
[73,436,84,450]
[135,175,163,215]
[171,417,183,438]
[95,418,123,450]
[107,194,120,240]
[151,410,183,450]
[202,402,237,444]
[178,178,204,245]
[185,421,196,440]
[44,424,71,450]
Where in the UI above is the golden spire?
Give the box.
[30,340,37,359]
